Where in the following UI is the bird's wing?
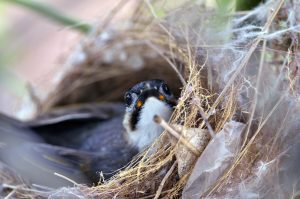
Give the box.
[0,113,42,144]
[30,143,138,183]
[0,106,137,187]
[0,142,91,188]
[25,103,125,148]
[0,113,90,187]
[1,142,137,187]
[26,103,124,127]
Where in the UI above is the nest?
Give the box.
[2,0,300,198]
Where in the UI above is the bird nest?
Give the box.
[2,0,300,198]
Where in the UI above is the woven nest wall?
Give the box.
[3,0,300,198]
[39,24,185,113]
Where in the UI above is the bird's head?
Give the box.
[123,79,176,151]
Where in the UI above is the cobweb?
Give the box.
[162,0,300,198]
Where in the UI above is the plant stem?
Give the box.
[7,0,91,34]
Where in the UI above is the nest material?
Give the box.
[0,162,44,199]
[39,27,184,113]
[4,0,300,198]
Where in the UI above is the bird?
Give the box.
[0,79,176,188]
[123,79,177,151]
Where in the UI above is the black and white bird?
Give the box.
[0,79,176,187]
[123,79,176,151]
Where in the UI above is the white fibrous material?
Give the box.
[48,187,86,199]
[182,121,246,199]
[167,0,300,198]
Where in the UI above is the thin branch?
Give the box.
[2,184,49,194]
[145,0,176,41]
[241,12,269,149]
[205,0,287,195]
[207,92,287,196]
[146,40,186,86]
[32,184,54,191]
[4,189,16,199]
[153,161,177,199]
[207,0,286,117]
[54,172,79,186]
[154,115,200,156]
[98,0,129,33]
[195,104,215,138]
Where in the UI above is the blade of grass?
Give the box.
[6,0,91,34]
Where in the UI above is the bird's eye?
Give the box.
[125,93,132,106]
[161,83,171,95]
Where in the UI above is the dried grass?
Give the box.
[2,0,300,198]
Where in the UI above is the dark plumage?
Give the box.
[0,80,176,188]
[0,103,138,188]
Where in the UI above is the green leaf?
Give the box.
[216,0,236,13]
[236,0,262,11]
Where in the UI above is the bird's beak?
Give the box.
[141,89,177,107]
[135,89,160,108]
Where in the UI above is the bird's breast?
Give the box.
[126,97,173,151]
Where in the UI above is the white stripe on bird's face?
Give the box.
[123,97,172,151]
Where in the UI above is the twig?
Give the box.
[7,0,91,33]
[153,115,200,156]
[98,0,129,33]
[241,21,268,149]
[146,40,186,86]
[206,0,286,118]
[145,0,176,41]
[139,190,172,199]
[2,184,48,194]
[206,1,287,195]
[153,161,177,199]
[32,184,54,191]
[54,172,79,186]
[206,92,287,197]
[197,105,215,138]
[4,189,16,199]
